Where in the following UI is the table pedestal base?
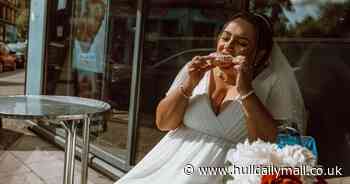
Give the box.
[61,120,77,184]
[60,118,90,184]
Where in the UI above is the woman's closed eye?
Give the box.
[220,34,231,41]
[237,39,249,47]
[220,32,250,47]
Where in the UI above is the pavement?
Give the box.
[0,69,25,96]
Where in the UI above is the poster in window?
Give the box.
[72,0,107,74]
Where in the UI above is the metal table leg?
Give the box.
[81,117,91,184]
[61,120,77,184]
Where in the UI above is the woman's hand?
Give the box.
[232,56,254,95]
[185,56,216,90]
[155,55,215,131]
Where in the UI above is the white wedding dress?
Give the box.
[115,44,306,184]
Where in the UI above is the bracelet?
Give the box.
[179,85,191,99]
[237,90,254,102]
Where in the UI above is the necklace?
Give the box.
[213,67,227,82]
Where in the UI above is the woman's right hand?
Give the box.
[186,56,216,89]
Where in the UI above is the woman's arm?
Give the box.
[156,55,217,131]
[241,93,279,142]
[231,55,278,142]
[156,78,194,131]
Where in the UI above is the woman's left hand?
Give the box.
[233,56,254,95]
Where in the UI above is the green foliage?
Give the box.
[253,0,350,37]
[15,8,29,41]
[288,1,350,37]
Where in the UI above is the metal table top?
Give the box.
[0,95,111,120]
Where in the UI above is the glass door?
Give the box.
[43,0,138,171]
[135,0,242,162]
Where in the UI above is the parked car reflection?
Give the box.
[110,48,214,111]
[0,42,17,72]
[7,41,27,68]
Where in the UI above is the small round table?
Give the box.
[0,95,111,184]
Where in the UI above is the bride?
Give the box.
[115,11,306,184]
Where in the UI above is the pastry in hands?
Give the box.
[207,52,235,66]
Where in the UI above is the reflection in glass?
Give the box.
[251,0,350,38]
[43,0,136,160]
[0,1,29,75]
[136,1,240,162]
[72,0,107,99]
[0,1,28,94]
[92,0,137,157]
[252,0,350,177]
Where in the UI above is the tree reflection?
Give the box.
[288,1,350,37]
[252,0,350,37]
[252,0,295,36]
[252,0,350,177]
